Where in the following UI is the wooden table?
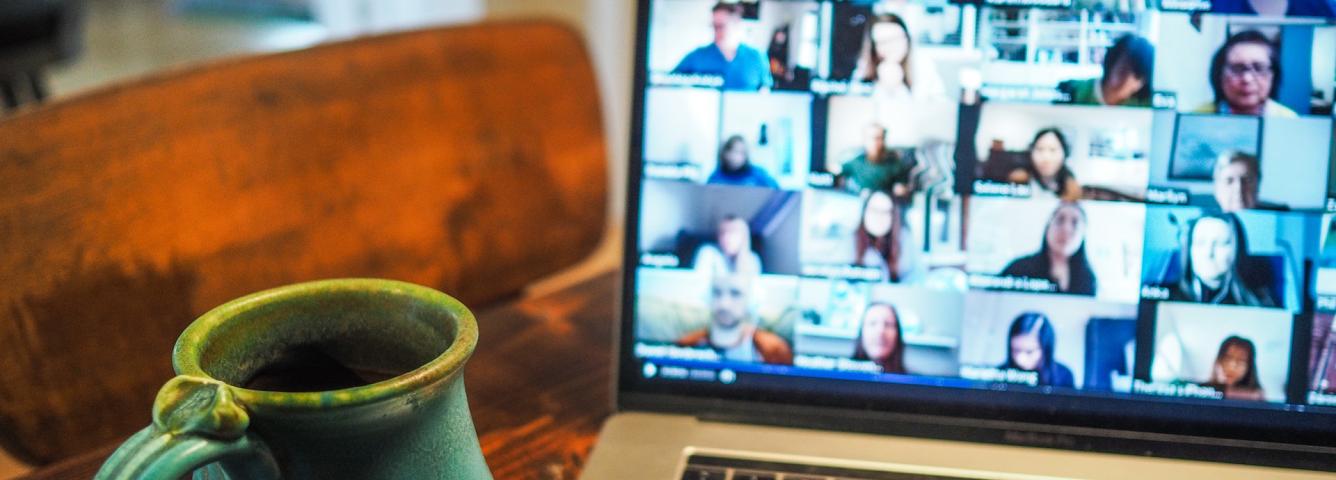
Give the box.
[18,270,620,480]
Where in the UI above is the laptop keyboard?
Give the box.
[683,455,987,480]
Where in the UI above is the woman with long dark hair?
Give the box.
[855,191,921,282]
[1001,202,1097,296]
[1170,213,1276,307]
[1001,313,1075,388]
[706,135,778,188]
[852,303,907,374]
[1207,336,1265,401]
[1007,128,1081,201]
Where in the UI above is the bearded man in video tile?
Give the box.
[676,271,793,365]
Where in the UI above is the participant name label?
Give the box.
[960,366,1039,387]
[981,85,1068,103]
[1308,391,1336,407]
[634,343,722,362]
[644,162,701,181]
[984,0,1073,7]
[802,264,883,281]
[1132,380,1224,400]
[810,79,873,96]
[972,180,1033,198]
[1141,286,1170,300]
[649,72,723,88]
[1145,187,1189,205]
[970,274,1056,293]
[794,355,883,374]
[640,253,681,268]
[1151,92,1178,109]
[807,172,835,188]
[1159,0,1212,10]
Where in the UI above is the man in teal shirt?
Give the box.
[673,3,772,91]
[837,124,915,198]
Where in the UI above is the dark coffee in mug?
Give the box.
[242,344,407,392]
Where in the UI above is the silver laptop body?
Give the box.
[585,0,1336,477]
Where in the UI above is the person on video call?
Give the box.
[853,303,908,375]
[854,13,945,100]
[675,271,793,364]
[856,190,923,283]
[1211,0,1336,19]
[1008,128,1082,201]
[1170,213,1277,307]
[694,215,763,277]
[1212,151,1278,212]
[1001,312,1075,388]
[837,123,915,197]
[1194,31,1297,117]
[1058,34,1155,107]
[1001,202,1097,296]
[673,2,772,91]
[706,135,779,188]
[1206,335,1265,401]
[767,27,791,81]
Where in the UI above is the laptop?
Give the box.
[584,0,1336,478]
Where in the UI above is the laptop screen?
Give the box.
[622,0,1336,457]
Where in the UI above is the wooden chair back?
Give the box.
[0,20,606,464]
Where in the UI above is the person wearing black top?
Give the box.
[1001,202,1097,296]
[1170,213,1276,307]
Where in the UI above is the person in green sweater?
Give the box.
[1058,34,1155,108]
[836,123,915,198]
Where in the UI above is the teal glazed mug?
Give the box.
[95,279,492,479]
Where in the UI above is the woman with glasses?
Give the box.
[1194,30,1297,117]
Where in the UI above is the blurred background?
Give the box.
[0,0,632,476]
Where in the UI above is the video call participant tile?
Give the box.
[959,103,1155,202]
[1146,110,1332,211]
[1156,13,1335,118]
[642,87,815,190]
[634,268,802,366]
[646,0,821,91]
[638,180,803,276]
[958,290,1138,392]
[966,197,1146,303]
[799,188,964,287]
[1138,301,1294,404]
[790,279,966,378]
[1140,205,1322,313]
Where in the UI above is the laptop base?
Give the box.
[580,412,1331,479]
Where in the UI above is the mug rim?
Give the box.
[171,278,478,411]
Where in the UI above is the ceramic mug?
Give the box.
[94,279,492,479]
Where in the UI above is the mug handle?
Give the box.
[95,375,282,480]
